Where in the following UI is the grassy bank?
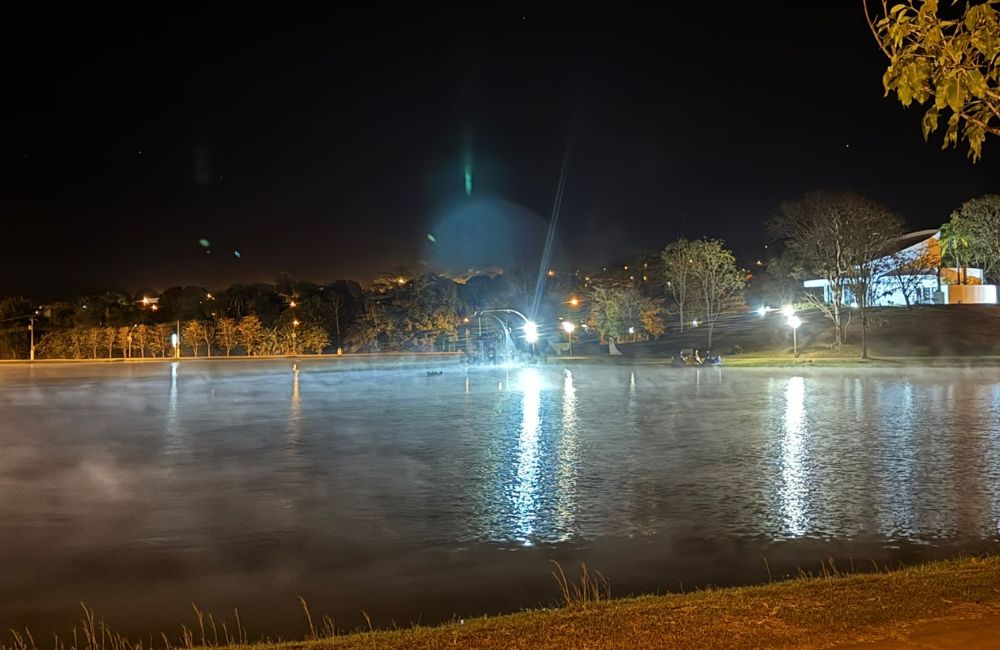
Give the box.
[10,556,1000,650]
[283,555,1000,649]
[595,304,1000,363]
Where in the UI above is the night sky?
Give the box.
[4,5,1000,297]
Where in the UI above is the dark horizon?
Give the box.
[4,5,1000,298]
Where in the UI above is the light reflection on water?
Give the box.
[3,362,1000,635]
[780,376,807,537]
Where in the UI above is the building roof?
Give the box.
[894,229,939,254]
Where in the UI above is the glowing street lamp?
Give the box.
[523,320,539,344]
[757,306,768,318]
[781,305,795,318]
[569,297,580,307]
[788,314,802,358]
[561,320,575,355]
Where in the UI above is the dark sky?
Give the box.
[3,5,999,297]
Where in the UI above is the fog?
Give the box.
[2,361,999,638]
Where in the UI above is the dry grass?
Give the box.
[5,556,1000,650]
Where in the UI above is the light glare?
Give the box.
[523,321,539,343]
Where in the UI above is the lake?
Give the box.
[2,360,999,638]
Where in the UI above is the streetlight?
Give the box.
[781,305,795,318]
[788,314,802,357]
[757,306,768,318]
[292,319,300,355]
[523,320,539,344]
[28,316,35,361]
[561,320,575,355]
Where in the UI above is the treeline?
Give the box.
[5,191,996,361]
[0,239,757,359]
[34,316,330,360]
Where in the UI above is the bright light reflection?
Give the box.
[288,363,301,445]
[512,367,542,542]
[554,368,579,538]
[165,362,182,454]
[780,376,808,537]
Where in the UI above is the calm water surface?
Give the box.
[2,361,1000,637]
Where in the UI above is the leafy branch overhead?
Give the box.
[866,0,1000,161]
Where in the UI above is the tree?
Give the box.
[182,321,205,357]
[761,252,803,307]
[201,320,216,357]
[237,315,264,356]
[103,326,117,358]
[298,324,330,354]
[587,285,664,343]
[770,192,899,348]
[840,206,905,358]
[83,327,101,359]
[133,324,152,358]
[686,239,746,350]
[216,317,239,356]
[661,238,695,332]
[953,194,1000,281]
[37,330,70,359]
[0,297,33,359]
[866,0,1000,161]
[887,245,938,306]
[154,323,175,357]
[939,216,975,284]
[330,291,346,348]
[345,300,382,352]
[117,326,132,359]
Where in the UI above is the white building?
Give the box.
[803,229,998,307]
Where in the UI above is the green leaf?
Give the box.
[935,83,949,109]
[947,77,963,111]
[899,79,913,105]
[922,107,940,139]
[966,68,988,98]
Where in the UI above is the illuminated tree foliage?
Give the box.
[215,318,239,356]
[867,0,1000,160]
[660,238,695,333]
[951,194,1000,280]
[587,285,664,343]
[686,239,746,350]
[237,315,264,356]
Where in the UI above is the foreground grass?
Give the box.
[275,556,1000,649]
[13,556,996,650]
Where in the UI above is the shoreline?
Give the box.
[3,352,1000,369]
[7,556,999,650]
[213,556,1000,649]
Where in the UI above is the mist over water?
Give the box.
[2,361,1000,637]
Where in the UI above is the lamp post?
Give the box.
[561,320,575,355]
[476,309,537,344]
[475,308,538,360]
[292,319,299,355]
[28,316,35,361]
[173,320,181,359]
[788,314,802,358]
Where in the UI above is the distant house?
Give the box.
[803,229,998,307]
